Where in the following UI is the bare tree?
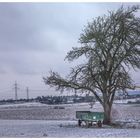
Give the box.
[43,5,140,124]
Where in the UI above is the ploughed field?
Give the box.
[0,102,139,121]
[0,102,88,120]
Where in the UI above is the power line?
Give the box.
[14,81,19,100]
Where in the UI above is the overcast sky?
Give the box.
[0,2,140,99]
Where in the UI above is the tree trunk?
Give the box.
[103,102,112,125]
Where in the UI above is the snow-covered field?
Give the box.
[0,101,140,137]
[0,101,140,122]
[0,102,90,120]
[114,98,140,104]
[0,120,140,138]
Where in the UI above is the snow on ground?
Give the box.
[0,102,140,121]
[114,98,140,104]
[0,102,89,108]
[0,102,91,120]
[0,120,140,138]
[0,101,140,137]
[0,102,48,108]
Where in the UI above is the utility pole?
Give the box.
[26,87,29,100]
[14,81,19,100]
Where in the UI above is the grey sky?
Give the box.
[0,3,140,99]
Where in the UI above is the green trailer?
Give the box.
[76,111,104,127]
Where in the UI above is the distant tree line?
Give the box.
[0,93,139,105]
[0,98,34,105]
[36,95,95,104]
[0,95,95,105]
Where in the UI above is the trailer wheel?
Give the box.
[85,121,90,127]
[89,122,92,127]
[78,119,82,127]
[97,120,102,128]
